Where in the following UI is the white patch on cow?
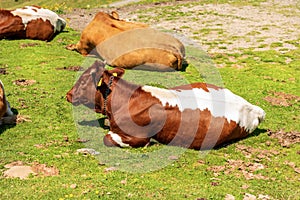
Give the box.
[11,6,66,32]
[142,85,265,132]
[108,131,130,147]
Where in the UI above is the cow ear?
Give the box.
[108,68,125,78]
[111,11,119,20]
[90,68,100,88]
[93,60,105,69]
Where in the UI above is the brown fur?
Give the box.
[0,11,25,39]
[96,28,185,70]
[25,18,54,41]
[67,12,148,56]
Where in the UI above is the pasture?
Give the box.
[0,0,299,199]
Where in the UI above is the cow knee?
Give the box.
[103,134,119,147]
[103,131,130,148]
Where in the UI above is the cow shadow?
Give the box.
[215,128,268,149]
[0,108,18,135]
[80,53,189,72]
[78,117,110,130]
[121,60,189,72]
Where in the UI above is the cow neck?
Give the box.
[103,75,115,115]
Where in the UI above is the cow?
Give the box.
[0,6,66,41]
[66,61,266,150]
[66,11,185,71]
[0,80,15,125]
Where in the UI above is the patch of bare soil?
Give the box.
[13,79,36,86]
[62,0,300,53]
[263,91,300,107]
[3,161,59,179]
[267,129,300,147]
[284,161,300,174]
[207,159,270,180]
[235,144,280,161]
[19,43,40,49]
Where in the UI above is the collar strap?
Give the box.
[102,75,117,115]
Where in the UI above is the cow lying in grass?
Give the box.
[66,11,185,71]
[0,5,66,41]
[0,80,15,125]
[66,61,265,150]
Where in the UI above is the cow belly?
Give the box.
[153,108,248,150]
[110,48,181,70]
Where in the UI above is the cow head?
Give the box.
[66,60,124,113]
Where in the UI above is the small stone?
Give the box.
[76,148,100,155]
[225,194,235,200]
[168,155,179,160]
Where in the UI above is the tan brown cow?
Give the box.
[66,12,185,70]
[0,6,66,41]
[0,80,15,125]
[66,61,265,150]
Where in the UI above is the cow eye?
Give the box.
[80,80,86,85]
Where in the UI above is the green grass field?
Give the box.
[0,0,299,199]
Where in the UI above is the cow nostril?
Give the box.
[66,94,72,102]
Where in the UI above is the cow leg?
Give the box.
[103,131,150,148]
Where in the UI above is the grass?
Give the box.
[0,0,300,199]
[1,0,121,10]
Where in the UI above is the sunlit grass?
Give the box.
[0,0,299,199]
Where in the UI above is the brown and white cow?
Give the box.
[66,61,265,150]
[0,6,66,41]
[66,12,185,70]
[0,80,15,125]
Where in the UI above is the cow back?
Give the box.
[0,6,66,41]
[96,28,185,70]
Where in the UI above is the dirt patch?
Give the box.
[13,79,36,86]
[3,161,59,179]
[264,91,300,107]
[31,163,59,177]
[284,161,300,174]
[207,159,270,180]
[267,129,300,147]
[62,0,300,53]
[19,43,40,49]
[56,66,84,71]
[235,144,280,161]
